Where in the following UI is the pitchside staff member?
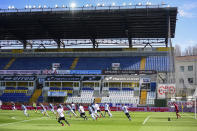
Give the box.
[56,105,70,127]
[122,104,131,121]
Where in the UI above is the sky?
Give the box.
[0,0,197,50]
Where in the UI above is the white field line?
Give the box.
[0,117,45,127]
[142,115,151,125]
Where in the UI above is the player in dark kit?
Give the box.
[174,102,181,119]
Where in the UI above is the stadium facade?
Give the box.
[0,5,180,108]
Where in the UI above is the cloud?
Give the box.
[178,2,197,18]
[188,40,197,45]
[179,9,196,18]
[182,2,197,10]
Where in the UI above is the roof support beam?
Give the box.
[165,38,168,47]
[128,37,132,48]
[19,40,27,49]
[54,39,65,48]
[91,38,96,48]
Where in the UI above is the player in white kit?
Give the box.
[104,103,112,118]
[88,104,97,120]
[94,102,103,117]
[78,104,88,120]
[49,103,56,114]
[65,104,77,118]
[56,105,70,126]
[122,104,131,121]
[21,104,29,117]
[40,103,49,117]
[0,99,2,110]
[71,102,76,113]
[11,102,16,111]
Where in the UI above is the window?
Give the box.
[188,66,193,71]
[179,78,184,84]
[188,78,193,84]
[180,66,184,72]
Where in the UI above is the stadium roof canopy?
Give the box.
[0,6,177,48]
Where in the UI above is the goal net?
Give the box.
[168,96,197,119]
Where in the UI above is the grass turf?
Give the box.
[0,110,197,131]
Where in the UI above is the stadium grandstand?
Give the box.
[0,4,177,105]
[0,3,195,116]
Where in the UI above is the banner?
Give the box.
[45,76,81,81]
[104,76,139,81]
[42,70,101,75]
[48,91,67,97]
[157,84,176,99]
[0,70,41,75]
[70,70,101,74]
[2,76,36,81]
[103,70,157,75]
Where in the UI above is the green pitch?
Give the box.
[0,110,197,131]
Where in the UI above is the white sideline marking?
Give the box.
[0,117,45,127]
[142,115,151,125]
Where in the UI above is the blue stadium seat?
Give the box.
[0,58,11,69]
[145,56,169,72]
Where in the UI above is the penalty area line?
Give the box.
[0,117,45,127]
[142,115,151,125]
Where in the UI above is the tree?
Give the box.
[175,44,182,56]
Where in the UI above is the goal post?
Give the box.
[168,96,197,119]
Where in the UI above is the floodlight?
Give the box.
[138,2,142,6]
[25,5,28,9]
[97,3,101,7]
[38,5,41,8]
[102,3,105,6]
[11,6,15,9]
[8,6,11,9]
[43,5,47,8]
[28,5,32,9]
[33,5,36,8]
[85,4,89,7]
[70,3,76,8]
[62,5,65,8]
[129,3,132,6]
[123,3,126,6]
[146,2,151,6]
[55,4,58,8]
[112,2,115,6]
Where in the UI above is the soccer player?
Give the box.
[11,102,16,111]
[92,103,99,117]
[104,103,112,118]
[0,99,2,110]
[88,104,97,120]
[56,105,70,127]
[65,104,77,118]
[94,102,104,117]
[78,104,88,120]
[122,104,131,121]
[174,102,181,119]
[49,103,56,114]
[71,102,76,113]
[21,104,29,117]
[33,102,37,113]
[40,103,49,117]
